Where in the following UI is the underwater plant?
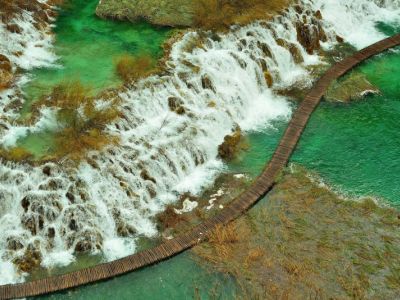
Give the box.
[115,54,157,83]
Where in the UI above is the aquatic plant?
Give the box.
[325,71,379,102]
[0,0,62,23]
[115,54,157,83]
[156,205,189,231]
[32,81,121,160]
[0,54,13,90]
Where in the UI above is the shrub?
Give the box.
[115,54,157,83]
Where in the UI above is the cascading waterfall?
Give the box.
[312,0,400,48]
[0,0,399,284]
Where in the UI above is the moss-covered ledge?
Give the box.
[95,0,194,27]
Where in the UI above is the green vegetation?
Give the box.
[0,147,33,162]
[96,0,289,30]
[0,54,13,90]
[325,71,379,102]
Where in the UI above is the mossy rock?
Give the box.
[218,128,246,160]
[96,0,195,27]
[0,54,13,90]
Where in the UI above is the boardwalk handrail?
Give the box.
[1,34,399,300]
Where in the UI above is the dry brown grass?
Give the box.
[34,81,120,161]
[115,54,157,83]
[193,0,289,30]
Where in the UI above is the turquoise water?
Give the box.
[36,253,237,300]
[292,47,400,205]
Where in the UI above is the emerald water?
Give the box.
[292,47,400,206]
[233,45,400,207]
[24,0,170,101]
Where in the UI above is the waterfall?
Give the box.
[0,0,399,284]
[311,0,400,49]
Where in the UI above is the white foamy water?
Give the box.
[312,0,400,49]
[0,0,399,284]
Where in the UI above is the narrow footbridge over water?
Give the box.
[1,33,400,300]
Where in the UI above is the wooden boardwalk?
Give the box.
[1,34,399,300]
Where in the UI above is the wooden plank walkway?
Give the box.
[1,33,399,300]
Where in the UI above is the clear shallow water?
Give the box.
[36,252,237,300]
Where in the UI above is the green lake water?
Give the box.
[291,47,400,206]
[29,6,400,299]
[24,0,171,103]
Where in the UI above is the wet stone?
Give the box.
[140,169,157,184]
[21,196,30,212]
[42,165,51,176]
[6,23,22,34]
[201,75,214,91]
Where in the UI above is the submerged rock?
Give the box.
[325,72,379,102]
